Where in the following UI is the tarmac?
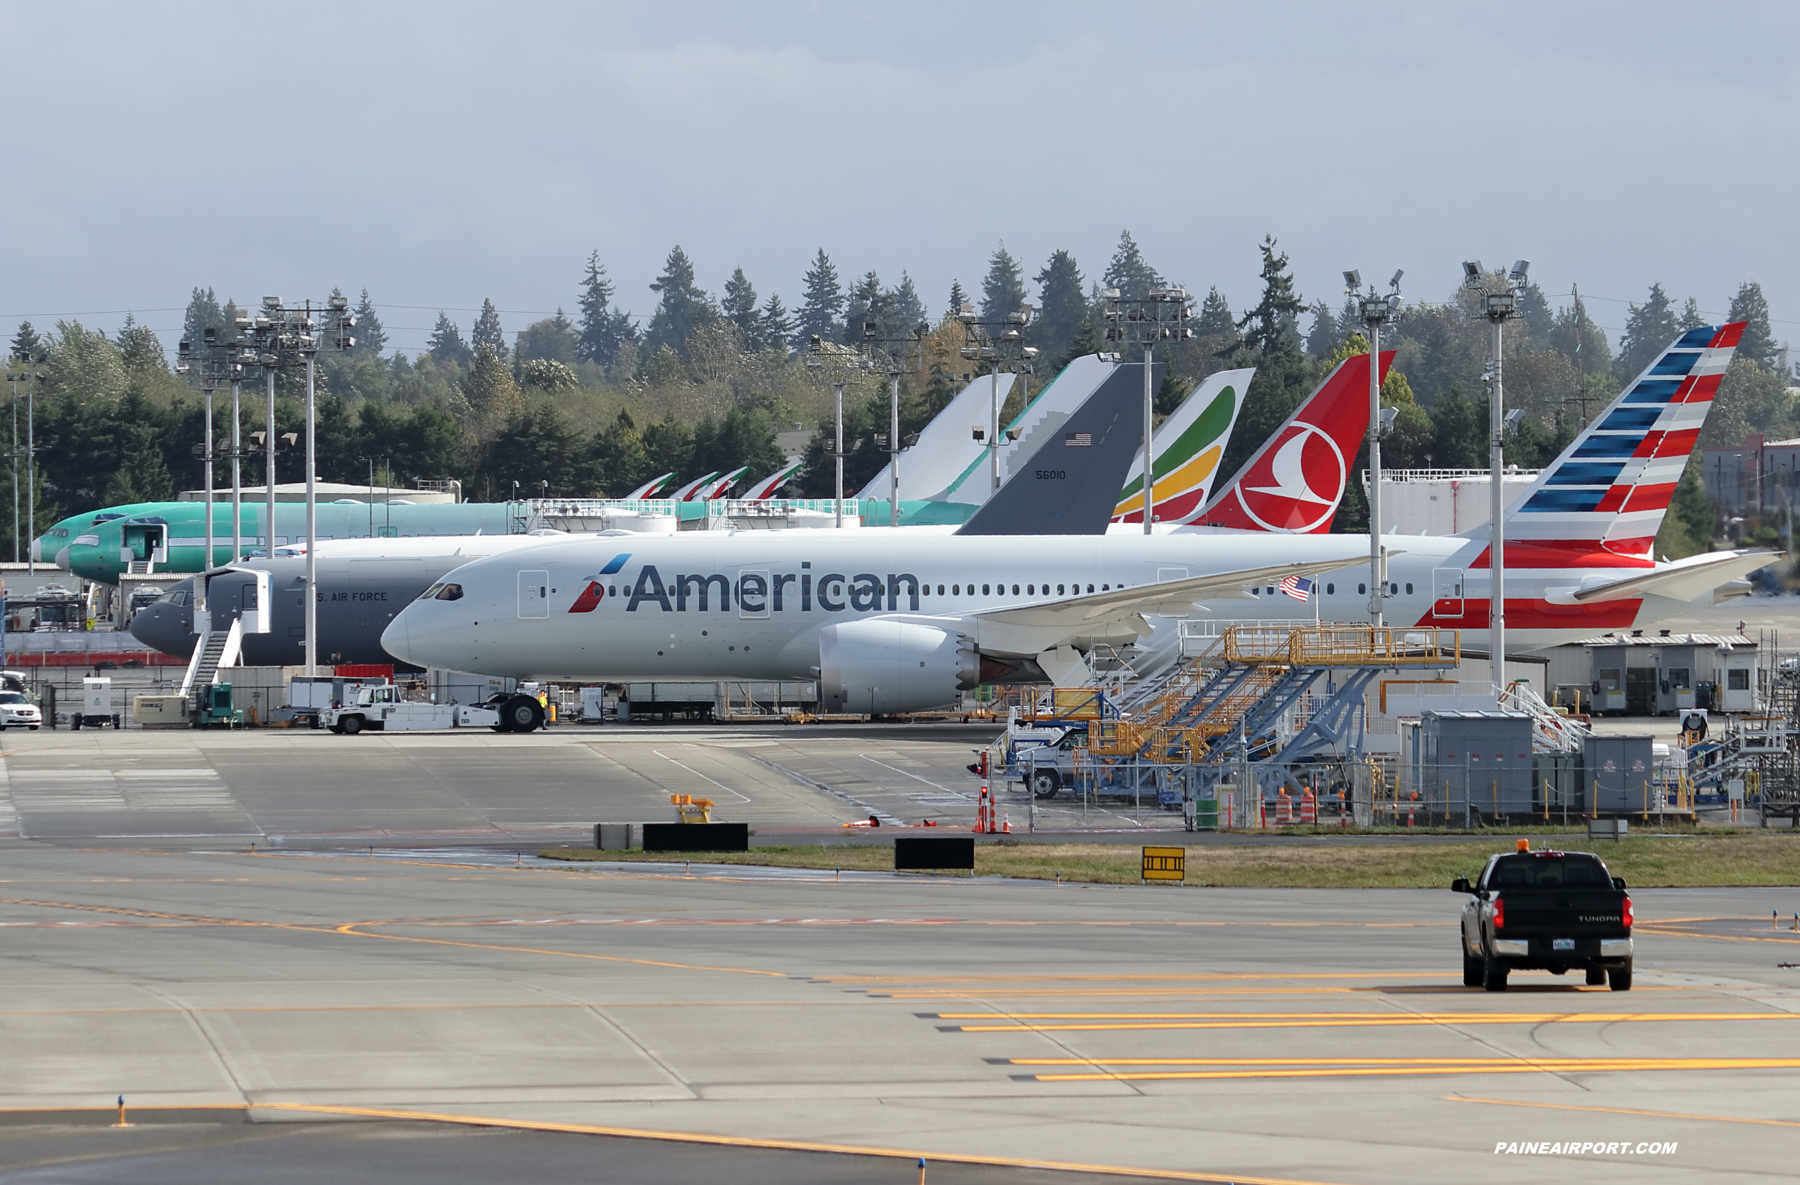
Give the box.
[1,727,1798,1184]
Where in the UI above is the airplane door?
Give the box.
[738,568,770,620]
[518,570,549,619]
[1432,567,1464,619]
[241,569,272,634]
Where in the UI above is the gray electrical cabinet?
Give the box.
[1533,751,1585,817]
[1582,734,1655,816]
[1421,711,1536,819]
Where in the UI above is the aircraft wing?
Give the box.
[965,553,1364,630]
[1544,550,1776,605]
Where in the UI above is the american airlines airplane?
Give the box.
[381,362,1369,711]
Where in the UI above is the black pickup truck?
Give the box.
[1453,849,1633,992]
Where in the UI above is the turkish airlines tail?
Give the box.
[1495,322,1744,565]
[1112,367,1254,525]
[1194,351,1390,533]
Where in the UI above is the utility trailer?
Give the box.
[320,683,544,734]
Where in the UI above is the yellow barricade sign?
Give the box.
[1141,846,1185,882]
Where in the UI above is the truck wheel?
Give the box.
[502,695,542,732]
[1462,947,1482,987]
[1030,770,1060,799]
[340,715,364,736]
[1482,952,1509,992]
[1608,960,1632,991]
[1586,966,1606,986]
[71,715,81,731]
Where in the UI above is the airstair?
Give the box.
[180,618,243,699]
[1076,625,1462,800]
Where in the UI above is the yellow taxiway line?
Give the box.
[1016,1057,1800,1081]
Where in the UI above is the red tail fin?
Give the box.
[1196,351,1389,533]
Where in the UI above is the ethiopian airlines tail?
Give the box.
[1497,322,1744,564]
[1112,367,1254,525]
[1194,351,1391,533]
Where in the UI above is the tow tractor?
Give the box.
[320,683,545,734]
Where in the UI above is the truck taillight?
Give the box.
[1622,895,1632,930]
[1492,896,1504,931]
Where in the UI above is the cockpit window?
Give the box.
[161,590,190,606]
[48,527,69,538]
[420,583,445,601]
[434,583,464,601]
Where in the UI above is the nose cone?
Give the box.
[129,598,197,660]
[54,545,71,570]
[379,608,413,665]
[29,537,42,563]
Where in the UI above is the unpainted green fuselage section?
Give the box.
[40,500,518,585]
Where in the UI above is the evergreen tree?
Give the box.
[1234,235,1304,358]
[515,310,578,367]
[1727,281,1778,369]
[759,294,793,354]
[842,270,883,345]
[592,409,649,494]
[350,289,387,357]
[1195,287,1235,337]
[1031,250,1085,360]
[576,251,640,367]
[1102,230,1162,301]
[104,421,175,504]
[722,266,760,347]
[794,249,844,349]
[1678,297,1707,332]
[471,298,507,359]
[426,312,472,367]
[642,416,696,480]
[646,244,713,356]
[1518,281,1555,344]
[461,345,522,431]
[482,402,585,497]
[11,321,41,360]
[886,272,927,342]
[947,279,968,316]
[1547,293,1613,376]
[1431,382,1489,468]
[182,286,226,350]
[116,313,166,378]
[1305,299,1341,358]
[980,244,1026,326]
[1618,283,1679,379]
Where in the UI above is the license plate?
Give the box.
[1552,938,1576,951]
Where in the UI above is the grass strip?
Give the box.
[541,833,1800,889]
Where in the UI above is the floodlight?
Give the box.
[203,327,216,343]
[235,313,252,328]
[1100,287,1121,302]
[1462,261,1483,285]
[972,426,986,442]
[1004,427,1022,442]
[1022,346,1040,358]
[863,321,877,340]
[1504,408,1525,435]
[328,295,349,310]
[1509,260,1530,283]
[262,296,281,310]
[1343,270,1362,291]
[1378,407,1398,431]
[1389,269,1404,289]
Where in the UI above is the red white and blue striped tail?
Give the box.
[1498,322,1744,566]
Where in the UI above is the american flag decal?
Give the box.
[1065,432,1092,447]
[1279,575,1314,602]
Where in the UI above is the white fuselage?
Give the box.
[380,527,1702,684]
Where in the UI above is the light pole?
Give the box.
[21,354,38,574]
[1346,269,1403,627]
[957,304,1038,496]
[5,372,19,564]
[1103,287,1194,534]
[1462,259,1529,692]
[254,296,355,675]
[805,338,872,529]
[859,319,930,527]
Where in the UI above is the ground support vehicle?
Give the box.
[1454,848,1633,992]
[320,684,545,734]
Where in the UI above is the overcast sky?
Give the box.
[5,1,1798,357]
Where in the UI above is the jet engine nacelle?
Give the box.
[818,619,980,715]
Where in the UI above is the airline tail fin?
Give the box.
[742,460,803,500]
[624,472,676,500]
[956,362,1157,536]
[1112,367,1254,524]
[667,471,721,502]
[1194,351,1389,533]
[1500,323,1744,564]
